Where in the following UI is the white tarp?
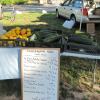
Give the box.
[0,48,20,80]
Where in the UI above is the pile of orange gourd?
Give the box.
[0,27,32,40]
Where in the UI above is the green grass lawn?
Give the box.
[0,12,65,30]
[0,12,92,38]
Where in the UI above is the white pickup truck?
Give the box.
[56,0,100,23]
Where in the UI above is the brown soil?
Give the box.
[0,95,21,100]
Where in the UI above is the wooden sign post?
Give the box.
[21,48,60,100]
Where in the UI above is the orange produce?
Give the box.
[1,27,32,40]
[20,29,27,35]
[16,30,20,35]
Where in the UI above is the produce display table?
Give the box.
[0,48,100,80]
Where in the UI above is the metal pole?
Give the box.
[91,59,97,88]
[79,16,83,31]
[79,0,84,31]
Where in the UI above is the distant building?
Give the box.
[32,0,64,5]
[31,0,100,5]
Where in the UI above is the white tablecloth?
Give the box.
[0,48,20,80]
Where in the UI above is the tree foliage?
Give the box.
[0,0,28,5]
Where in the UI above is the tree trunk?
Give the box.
[0,4,3,20]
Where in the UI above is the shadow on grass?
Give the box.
[0,79,21,97]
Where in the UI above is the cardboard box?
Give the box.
[87,22,95,35]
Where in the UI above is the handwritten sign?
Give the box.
[21,48,60,100]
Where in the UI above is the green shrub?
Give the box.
[0,0,12,5]
[0,0,28,5]
[15,0,28,4]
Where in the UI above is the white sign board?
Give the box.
[21,48,60,100]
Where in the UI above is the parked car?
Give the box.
[56,0,100,23]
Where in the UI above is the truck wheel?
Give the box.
[70,15,76,23]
